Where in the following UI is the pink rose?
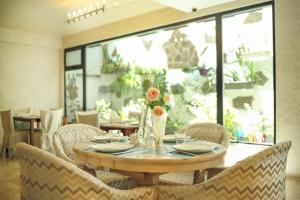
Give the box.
[152,106,165,117]
[146,87,160,101]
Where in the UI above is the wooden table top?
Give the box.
[73,141,226,173]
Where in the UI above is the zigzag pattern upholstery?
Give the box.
[17,143,156,200]
[159,123,229,185]
[156,140,291,200]
[52,124,136,189]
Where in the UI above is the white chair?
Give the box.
[52,124,136,189]
[40,109,63,153]
[159,123,229,185]
[75,110,99,127]
[128,111,141,121]
[0,110,28,158]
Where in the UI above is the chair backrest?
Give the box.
[75,110,99,127]
[156,140,292,200]
[0,110,15,148]
[128,111,141,121]
[0,110,14,135]
[53,124,106,164]
[16,143,155,200]
[181,123,228,147]
[40,109,63,154]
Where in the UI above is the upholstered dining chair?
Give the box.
[52,124,136,190]
[40,109,63,153]
[75,110,99,127]
[0,110,28,158]
[128,111,141,121]
[159,122,229,185]
[181,122,229,147]
[156,140,292,200]
[16,143,156,200]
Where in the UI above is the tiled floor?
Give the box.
[0,143,299,200]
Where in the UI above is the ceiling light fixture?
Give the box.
[66,0,106,24]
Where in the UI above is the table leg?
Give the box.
[37,121,41,129]
[29,120,35,145]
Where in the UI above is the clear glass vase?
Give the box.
[137,104,152,146]
[151,113,167,148]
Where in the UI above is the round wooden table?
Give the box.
[73,141,226,185]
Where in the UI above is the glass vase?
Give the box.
[151,113,167,148]
[137,104,152,146]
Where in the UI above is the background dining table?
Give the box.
[73,141,226,185]
[13,115,40,145]
[100,122,139,136]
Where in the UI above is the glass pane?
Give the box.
[66,49,81,67]
[86,44,103,110]
[84,19,217,133]
[65,69,83,122]
[222,5,274,144]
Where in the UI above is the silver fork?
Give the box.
[170,150,197,156]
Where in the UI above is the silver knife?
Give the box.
[113,148,144,155]
[170,150,197,156]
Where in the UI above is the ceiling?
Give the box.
[153,0,236,13]
[0,0,235,36]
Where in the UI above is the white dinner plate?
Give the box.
[173,143,215,153]
[93,135,111,141]
[91,143,134,153]
[92,135,129,142]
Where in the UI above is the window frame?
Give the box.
[64,1,275,145]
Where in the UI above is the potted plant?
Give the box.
[199,64,211,76]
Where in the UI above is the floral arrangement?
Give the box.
[145,87,173,117]
[139,87,173,147]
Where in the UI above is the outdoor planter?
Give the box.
[224,81,254,89]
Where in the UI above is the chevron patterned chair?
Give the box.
[156,140,291,200]
[52,124,136,190]
[16,143,155,200]
[159,122,229,185]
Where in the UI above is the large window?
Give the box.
[222,6,274,144]
[64,3,274,144]
[65,48,84,122]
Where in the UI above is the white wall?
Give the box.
[0,27,62,143]
[275,0,300,177]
